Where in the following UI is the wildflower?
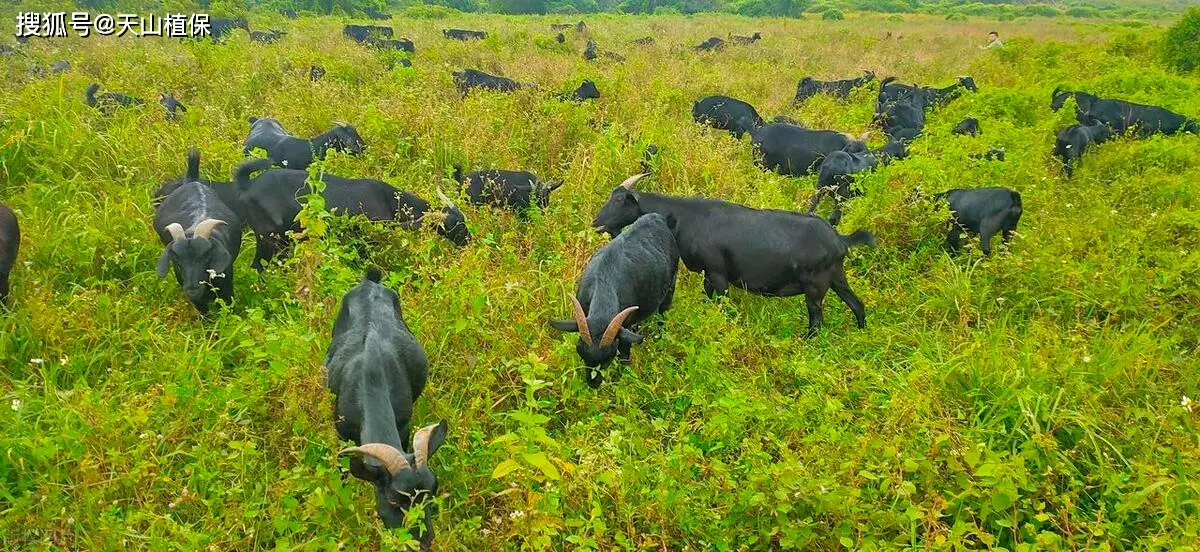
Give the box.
[509,510,526,520]
[1183,395,1193,413]
[1082,355,1092,363]
[30,358,44,365]
[11,399,21,411]
[59,356,69,366]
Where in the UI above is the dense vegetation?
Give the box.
[2,9,1199,550]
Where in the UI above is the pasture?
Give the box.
[1,9,1199,550]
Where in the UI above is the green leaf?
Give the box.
[523,452,561,480]
[491,459,521,480]
[839,536,855,548]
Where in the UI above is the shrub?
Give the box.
[1066,6,1101,18]
[945,12,967,21]
[822,8,844,20]
[888,13,902,22]
[550,4,579,14]
[1162,8,1200,73]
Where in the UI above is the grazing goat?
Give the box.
[1051,88,1198,137]
[750,123,869,176]
[343,24,393,43]
[695,37,726,51]
[795,71,876,103]
[209,17,248,41]
[443,29,487,40]
[85,83,144,112]
[553,80,599,102]
[51,60,70,74]
[159,94,187,121]
[452,68,524,96]
[152,148,244,219]
[555,33,565,43]
[364,6,392,19]
[593,174,875,337]
[454,167,563,218]
[550,212,679,387]
[953,117,980,136]
[153,182,242,314]
[242,117,366,170]
[633,36,655,46]
[310,65,326,81]
[878,76,978,108]
[329,268,447,548]
[692,95,764,139]
[0,202,19,306]
[1055,122,1114,178]
[250,30,286,44]
[234,160,469,270]
[970,148,1006,162]
[730,32,762,44]
[924,187,1022,256]
[810,140,908,226]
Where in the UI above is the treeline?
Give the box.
[62,0,1187,19]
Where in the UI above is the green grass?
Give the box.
[1,11,1199,550]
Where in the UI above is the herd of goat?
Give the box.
[2,17,1199,550]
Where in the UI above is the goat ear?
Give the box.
[209,244,232,276]
[549,319,579,333]
[618,327,644,344]
[156,248,172,278]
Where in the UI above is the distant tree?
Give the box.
[1162,7,1200,73]
[490,0,549,13]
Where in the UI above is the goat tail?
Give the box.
[1010,191,1023,213]
[85,83,99,106]
[839,229,877,249]
[234,157,276,192]
[363,266,383,283]
[185,147,200,182]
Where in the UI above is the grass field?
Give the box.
[1,9,1199,550]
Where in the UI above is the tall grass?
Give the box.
[1,11,1198,550]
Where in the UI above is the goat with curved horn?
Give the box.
[193,218,226,239]
[341,442,411,474]
[599,306,638,347]
[165,222,186,242]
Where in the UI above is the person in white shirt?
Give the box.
[982,31,1003,49]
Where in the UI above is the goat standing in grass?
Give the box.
[330,268,448,549]
[242,117,366,170]
[153,182,243,314]
[0,202,19,306]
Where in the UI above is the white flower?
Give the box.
[29,358,44,365]
[1082,355,1092,363]
[59,356,69,366]
[1066,203,1073,208]
[509,510,526,519]
[10,399,21,411]
[1183,395,1193,413]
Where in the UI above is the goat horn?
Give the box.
[619,173,650,190]
[193,219,226,239]
[340,443,410,475]
[571,295,592,346]
[599,306,638,348]
[412,423,440,468]
[165,223,186,242]
[857,131,872,142]
[435,187,456,209]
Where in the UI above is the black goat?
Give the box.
[0,202,19,306]
[152,148,244,219]
[51,60,69,74]
[692,95,764,139]
[310,65,326,82]
[641,144,659,173]
[159,94,187,121]
[365,37,415,52]
[810,140,908,227]
[454,167,562,217]
[330,268,447,548]
[444,29,487,40]
[452,68,524,96]
[795,71,875,103]
[234,160,469,270]
[242,117,366,170]
[1051,88,1198,137]
[592,174,875,337]
[924,187,1022,256]
[695,37,726,51]
[878,76,977,109]
[553,80,599,102]
[953,117,980,136]
[749,123,869,176]
[555,33,566,43]
[550,212,679,387]
[281,9,298,19]
[343,24,393,43]
[583,40,623,62]
[85,83,144,112]
[633,36,655,46]
[209,17,248,41]
[1054,122,1114,178]
[153,182,242,314]
[364,6,392,19]
[970,148,1006,162]
[250,30,286,44]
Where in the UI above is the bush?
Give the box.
[550,4,579,14]
[1020,4,1061,17]
[822,8,844,20]
[1066,6,1101,18]
[1162,8,1200,73]
[945,12,967,21]
[888,13,902,22]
